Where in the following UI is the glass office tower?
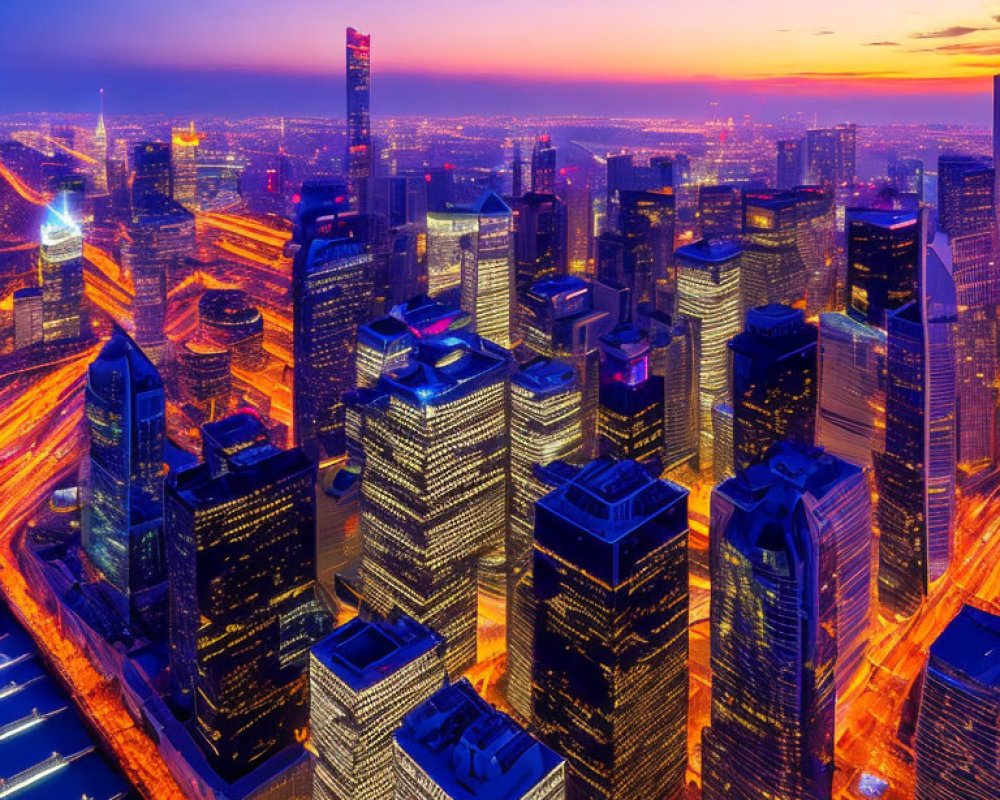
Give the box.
[346,27,372,212]
[39,197,85,343]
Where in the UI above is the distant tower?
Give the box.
[170,121,200,210]
[93,88,108,193]
[703,443,872,800]
[776,138,803,190]
[619,187,675,321]
[459,190,514,348]
[509,192,568,293]
[915,604,1000,800]
[39,195,85,343]
[512,140,524,197]
[531,134,556,194]
[83,328,166,625]
[310,615,446,800]
[12,288,43,350]
[346,27,372,213]
[532,460,689,800]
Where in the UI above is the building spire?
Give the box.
[96,88,106,138]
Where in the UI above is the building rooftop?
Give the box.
[395,679,563,800]
[390,294,471,337]
[202,412,269,456]
[359,315,411,344]
[846,207,918,230]
[674,238,742,265]
[312,615,443,694]
[511,358,577,396]
[198,290,262,328]
[89,327,162,394]
[929,605,1000,691]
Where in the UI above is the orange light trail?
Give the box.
[198,212,291,250]
[0,159,49,206]
[38,135,98,165]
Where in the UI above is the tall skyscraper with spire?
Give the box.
[93,88,108,194]
[346,27,372,213]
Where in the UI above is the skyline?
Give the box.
[4,1,1000,122]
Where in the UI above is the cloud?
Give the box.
[814,28,835,36]
[915,41,1000,55]
[910,25,994,39]
[864,41,900,47]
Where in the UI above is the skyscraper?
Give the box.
[170,122,200,210]
[888,157,924,201]
[39,197,85,343]
[806,125,857,188]
[83,328,166,625]
[915,604,1000,800]
[532,460,688,800]
[292,207,373,462]
[729,304,817,473]
[92,88,108,194]
[506,358,583,720]
[346,27,372,212]
[166,417,327,780]
[596,324,664,465]
[937,155,994,239]
[395,679,566,800]
[531,134,557,194]
[359,330,511,675]
[426,208,480,297]
[776,138,804,190]
[310,615,446,800]
[875,235,957,618]
[675,239,744,469]
[510,191,568,293]
[12,287,42,350]
[459,190,514,348]
[131,141,172,209]
[703,443,872,800]
[649,312,699,470]
[697,184,741,239]
[619,187,675,321]
[846,208,920,328]
[741,189,808,309]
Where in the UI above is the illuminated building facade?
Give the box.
[675,239,744,470]
[166,422,327,780]
[459,190,514,348]
[649,311,698,470]
[506,358,583,719]
[741,190,807,309]
[560,166,592,274]
[729,304,817,473]
[346,27,372,212]
[124,195,195,365]
[131,141,172,210]
[198,289,267,371]
[703,443,871,800]
[876,235,957,617]
[777,139,804,190]
[39,199,84,343]
[395,679,566,800]
[83,328,166,625]
[510,192,568,293]
[846,208,920,328]
[292,208,373,462]
[697,184,741,239]
[712,401,735,483]
[355,315,413,389]
[426,209,479,297]
[915,604,1000,800]
[806,125,856,188]
[176,338,231,416]
[532,460,688,800]
[793,187,837,317]
[12,287,42,349]
[359,330,511,675]
[93,88,108,194]
[531,134,556,194]
[619,188,675,320]
[170,122,200,209]
[310,615,446,800]
[937,155,993,239]
[815,311,887,468]
[597,324,664,465]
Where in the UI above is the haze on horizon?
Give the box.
[3,0,1000,123]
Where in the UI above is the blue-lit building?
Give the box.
[130,141,172,210]
[395,678,566,800]
[703,443,873,800]
[915,605,1000,800]
[729,304,817,473]
[292,202,373,462]
[310,614,446,800]
[597,324,664,466]
[82,327,166,628]
[876,234,957,618]
[937,154,994,239]
[846,208,920,328]
[777,139,804,190]
[165,417,328,781]
[359,329,512,675]
[532,460,689,800]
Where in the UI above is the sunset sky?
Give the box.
[4,0,1000,120]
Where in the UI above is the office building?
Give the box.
[649,311,699,470]
[597,324,664,465]
[131,141,172,209]
[806,125,857,188]
[510,192,568,293]
[459,190,514,348]
[675,239,744,469]
[697,184,741,239]
[170,122,200,210]
[703,443,872,800]
[777,139,804,190]
[426,208,479,297]
[533,460,688,800]
[889,158,924,201]
[915,604,1000,800]
[93,88,108,194]
[310,615,446,800]
[711,401,735,484]
[360,331,511,675]
[729,304,817,473]
[166,421,327,780]
[39,197,85,343]
[876,235,957,617]
[346,27,372,212]
[198,289,267,371]
[793,187,838,316]
[937,155,994,239]
[13,287,43,349]
[176,338,231,416]
[620,188,675,320]
[355,315,414,389]
[395,679,566,800]
[741,189,808,308]
[531,134,557,194]
[506,358,583,720]
[846,208,920,328]
[83,328,166,625]
[292,207,373,462]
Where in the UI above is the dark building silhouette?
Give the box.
[937,155,994,239]
[698,184,741,239]
[531,134,557,195]
[777,139,804,190]
[510,192,568,293]
[845,207,920,328]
